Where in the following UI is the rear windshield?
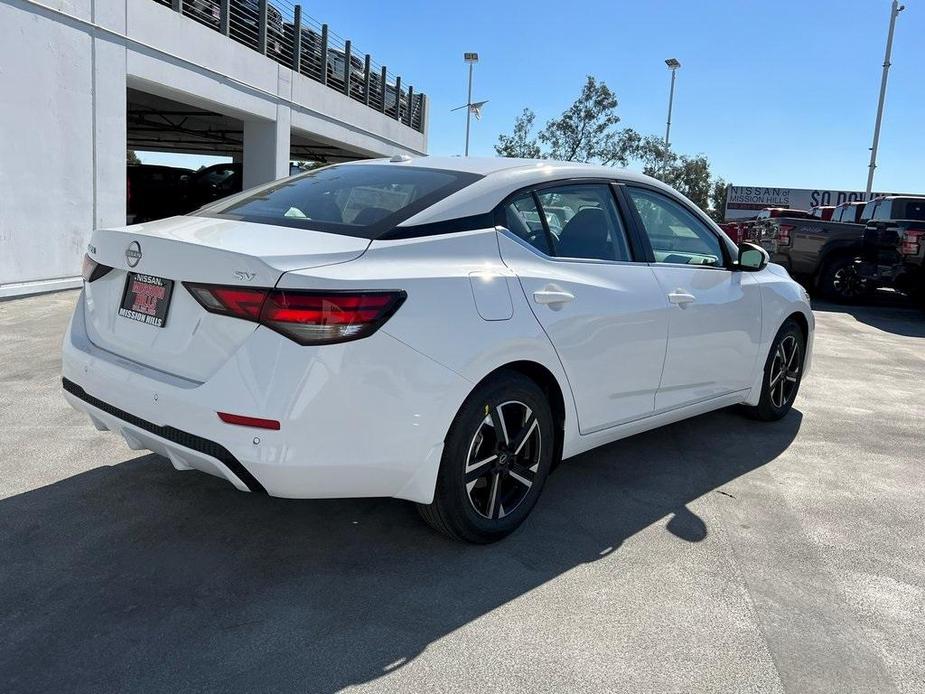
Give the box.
[200,164,481,238]
[895,198,925,221]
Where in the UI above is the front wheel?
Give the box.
[418,372,555,543]
[742,319,805,421]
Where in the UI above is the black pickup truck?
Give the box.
[858,196,925,303]
[753,200,872,301]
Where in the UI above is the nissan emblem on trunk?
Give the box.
[126,241,142,268]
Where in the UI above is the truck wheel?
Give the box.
[818,256,868,303]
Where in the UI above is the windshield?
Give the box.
[200,164,481,239]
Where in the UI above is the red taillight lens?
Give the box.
[184,283,406,345]
[185,284,269,319]
[901,229,925,256]
[81,254,113,282]
[259,290,405,345]
[776,224,795,246]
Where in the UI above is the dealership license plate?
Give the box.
[118,273,174,328]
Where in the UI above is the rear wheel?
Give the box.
[418,372,555,543]
[818,256,869,303]
[742,319,805,421]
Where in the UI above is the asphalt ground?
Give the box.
[1,290,923,693]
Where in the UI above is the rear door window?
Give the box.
[501,193,553,255]
[535,184,631,261]
[897,199,925,221]
[204,164,481,238]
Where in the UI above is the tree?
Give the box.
[708,178,729,223]
[494,108,541,158]
[495,75,729,219]
[127,150,141,165]
[539,76,637,166]
[495,76,638,165]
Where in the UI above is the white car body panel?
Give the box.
[62,156,814,506]
[497,232,669,433]
[648,264,763,411]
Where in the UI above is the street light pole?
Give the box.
[866,1,905,194]
[664,58,681,174]
[463,52,479,156]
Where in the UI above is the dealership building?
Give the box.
[0,0,428,298]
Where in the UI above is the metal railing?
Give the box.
[155,0,426,133]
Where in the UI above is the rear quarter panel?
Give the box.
[277,228,580,453]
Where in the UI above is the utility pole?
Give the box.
[664,58,681,174]
[464,53,479,156]
[866,1,905,194]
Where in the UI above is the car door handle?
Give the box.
[533,288,575,305]
[667,290,696,307]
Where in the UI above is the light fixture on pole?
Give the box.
[450,52,484,156]
[663,58,681,173]
[866,1,905,194]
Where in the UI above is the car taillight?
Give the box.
[901,229,925,255]
[184,283,406,345]
[776,224,795,247]
[81,254,113,282]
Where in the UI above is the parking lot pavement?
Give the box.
[1,290,923,694]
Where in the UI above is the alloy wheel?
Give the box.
[464,400,542,520]
[832,264,865,299]
[768,335,801,409]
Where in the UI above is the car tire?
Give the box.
[418,371,555,543]
[741,319,805,422]
[817,256,868,303]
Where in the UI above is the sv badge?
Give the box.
[233,271,256,282]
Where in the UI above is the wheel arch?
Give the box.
[786,310,809,344]
[469,360,567,467]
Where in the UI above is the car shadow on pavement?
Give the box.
[0,408,801,693]
[812,294,925,338]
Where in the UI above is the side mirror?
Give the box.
[737,242,769,271]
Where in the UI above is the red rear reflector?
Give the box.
[217,412,281,430]
[184,283,406,345]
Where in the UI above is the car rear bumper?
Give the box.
[62,290,471,503]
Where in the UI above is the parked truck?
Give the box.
[753,202,873,301]
[857,196,925,303]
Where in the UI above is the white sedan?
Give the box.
[63,157,813,543]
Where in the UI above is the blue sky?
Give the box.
[142,0,923,193]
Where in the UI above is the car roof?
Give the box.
[356,156,681,228]
[353,155,661,181]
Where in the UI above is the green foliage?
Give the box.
[126,150,141,165]
[495,76,729,219]
[494,109,541,159]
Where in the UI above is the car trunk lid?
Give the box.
[82,215,369,382]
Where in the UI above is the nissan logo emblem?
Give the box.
[126,241,142,268]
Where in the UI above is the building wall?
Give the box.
[0,0,427,298]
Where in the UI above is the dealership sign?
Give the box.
[723,186,898,220]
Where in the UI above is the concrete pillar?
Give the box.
[93,0,128,230]
[242,106,290,189]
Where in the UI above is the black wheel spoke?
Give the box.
[489,406,509,445]
[465,454,497,483]
[508,460,535,488]
[511,414,538,455]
